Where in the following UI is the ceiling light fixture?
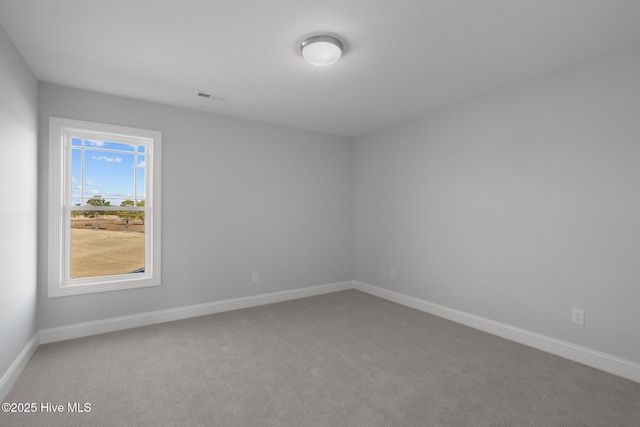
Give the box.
[300,35,343,66]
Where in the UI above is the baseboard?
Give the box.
[354,281,640,383]
[0,333,40,402]
[15,279,639,400]
[40,281,353,344]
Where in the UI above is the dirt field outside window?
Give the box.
[70,216,145,279]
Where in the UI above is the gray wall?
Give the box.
[354,48,640,364]
[0,26,38,379]
[38,84,353,329]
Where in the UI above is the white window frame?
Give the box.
[48,117,162,297]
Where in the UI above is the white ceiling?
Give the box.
[2,1,640,137]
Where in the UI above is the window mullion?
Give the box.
[80,139,85,205]
[134,147,138,205]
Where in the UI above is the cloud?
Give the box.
[86,140,105,147]
[92,155,122,163]
[137,160,145,169]
[72,176,77,183]
[85,180,97,186]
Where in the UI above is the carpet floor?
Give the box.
[2,289,639,426]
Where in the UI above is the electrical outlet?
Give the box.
[252,272,259,283]
[571,308,584,325]
[390,269,396,279]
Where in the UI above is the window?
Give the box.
[48,117,161,297]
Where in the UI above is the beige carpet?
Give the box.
[2,290,639,426]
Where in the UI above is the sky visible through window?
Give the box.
[71,138,146,206]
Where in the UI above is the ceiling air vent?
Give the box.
[196,91,227,102]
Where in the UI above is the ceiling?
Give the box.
[2,1,640,138]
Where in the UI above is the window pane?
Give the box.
[99,197,133,206]
[69,214,145,279]
[85,140,135,152]
[70,200,83,220]
[71,148,82,200]
[84,149,135,199]
[136,154,146,199]
[71,138,82,147]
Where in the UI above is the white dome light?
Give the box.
[301,35,343,66]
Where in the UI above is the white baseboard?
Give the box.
[0,333,40,402]
[354,281,640,383]
[39,281,353,344]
